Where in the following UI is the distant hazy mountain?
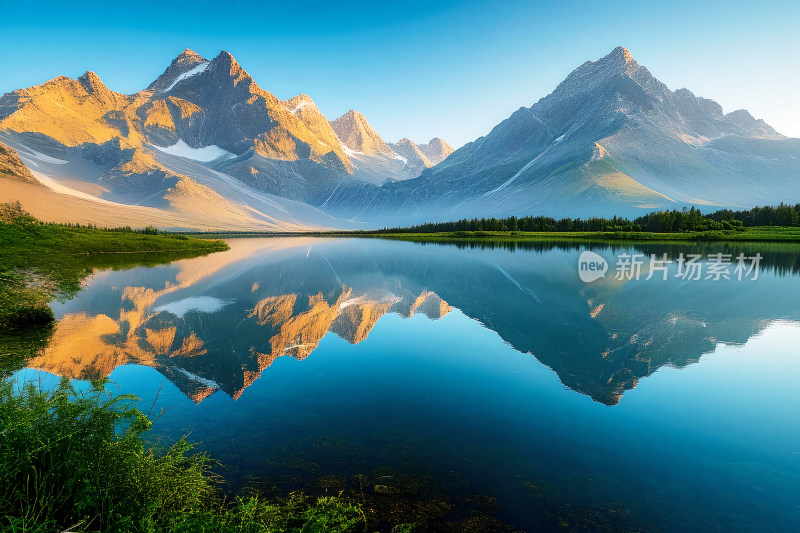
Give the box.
[0,49,451,229]
[417,137,454,165]
[389,138,433,176]
[330,110,406,184]
[323,46,800,223]
[328,110,451,184]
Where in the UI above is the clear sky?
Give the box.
[1,0,798,147]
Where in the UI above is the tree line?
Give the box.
[372,204,800,234]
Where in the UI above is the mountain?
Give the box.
[0,49,451,229]
[417,137,454,165]
[146,48,209,94]
[328,110,441,184]
[330,110,395,158]
[2,46,797,229]
[131,49,357,204]
[323,46,800,223]
[329,110,407,184]
[389,138,433,177]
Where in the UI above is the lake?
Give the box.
[11,237,800,531]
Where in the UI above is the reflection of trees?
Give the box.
[0,322,54,378]
[409,239,800,276]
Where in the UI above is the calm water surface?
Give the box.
[13,238,800,531]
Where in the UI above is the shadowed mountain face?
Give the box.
[20,238,800,405]
[323,47,800,223]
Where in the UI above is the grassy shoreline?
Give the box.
[0,214,229,330]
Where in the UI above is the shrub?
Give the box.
[0,379,215,531]
[0,379,369,532]
[0,201,37,225]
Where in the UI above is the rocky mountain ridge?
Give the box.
[1,46,797,229]
[0,48,452,229]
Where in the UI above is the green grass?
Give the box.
[0,379,372,532]
[0,215,229,329]
[0,221,229,257]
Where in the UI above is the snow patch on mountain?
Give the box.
[23,148,69,165]
[289,100,314,113]
[339,292,402,310]
[153,140,234,162]
[170,367,220,389]
[164,62,209,92]
[30,170,118,204]
[341,144,364,157]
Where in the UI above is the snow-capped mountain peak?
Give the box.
[147,49,209,94]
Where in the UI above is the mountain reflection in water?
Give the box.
[22,237,800,406]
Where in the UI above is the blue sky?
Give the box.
[1,0,798,147]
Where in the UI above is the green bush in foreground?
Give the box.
[0,379,368,532]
